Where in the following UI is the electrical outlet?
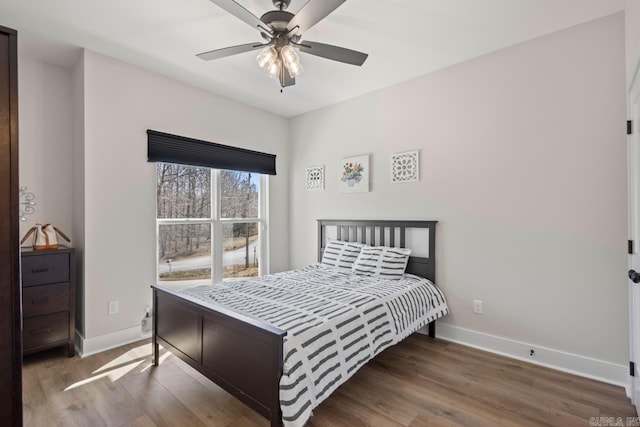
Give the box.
[108,300,119,315]
[473,300,483,314]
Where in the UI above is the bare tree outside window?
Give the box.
[221,171,259,279]
[157,163,211,219]
[158,224,212,281]
[157,164,212,281]
[157,164,263,283]
[220,170,259,219]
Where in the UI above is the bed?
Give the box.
[151,219,448,427]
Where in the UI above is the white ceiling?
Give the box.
[0,0,625,118]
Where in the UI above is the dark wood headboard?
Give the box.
[317,219,438,283]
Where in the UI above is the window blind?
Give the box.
[147,129,276,175]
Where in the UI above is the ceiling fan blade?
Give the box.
[208,0,264,30]
[298,41,368,66]
[286,0,346,34]
[197,42,264,61]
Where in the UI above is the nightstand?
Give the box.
[21,246,76,357]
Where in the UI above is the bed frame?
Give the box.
[151,219,438,427]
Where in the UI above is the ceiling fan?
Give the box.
[197,0,368,90]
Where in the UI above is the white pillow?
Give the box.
[321,239,364,272]
[352,246,412,280]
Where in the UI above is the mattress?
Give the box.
[181,264,449,427]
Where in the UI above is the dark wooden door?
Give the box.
[0,25,22,426]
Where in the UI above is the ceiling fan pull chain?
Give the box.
[279,65,285,92]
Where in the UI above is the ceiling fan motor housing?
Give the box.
[261,10,294,32]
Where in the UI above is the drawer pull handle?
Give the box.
[31,328,50,335]
[31,267,49,273]
[31,297,49,305]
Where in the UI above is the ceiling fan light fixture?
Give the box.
[266,57,282,79]
[286,60,303,78]
[280,45,298,66]
[201,0,368,90]
[280,45,303,78]
[257,46,277,69]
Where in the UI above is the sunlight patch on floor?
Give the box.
[63,343,162,391]
[140,350,171,373]
[64,359,143,391]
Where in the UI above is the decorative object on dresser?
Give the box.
[20,224,70,250]
[306,165,325,190]
[391,150,420,183]
[21,246,76,357]
[338,154,369,193]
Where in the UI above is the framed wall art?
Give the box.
[338,154,369,193]
[306,165,325,190]
[391,150,419,183]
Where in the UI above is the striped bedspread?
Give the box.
[181,264,448,427]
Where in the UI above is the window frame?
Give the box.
[156,166,269,284]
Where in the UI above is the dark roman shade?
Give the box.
[147,129,276,175]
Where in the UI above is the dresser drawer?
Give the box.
[23,312,69,350]
[22,252,70,286]
[22,284,69,317]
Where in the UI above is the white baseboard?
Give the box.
[75,326,151,358]
[421,323,629,389]
[73,321,630,394]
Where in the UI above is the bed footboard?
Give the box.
[152,284,287,427]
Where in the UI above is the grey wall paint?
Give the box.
[79,50,289,340]
[289,14,627,364]
[71,53,85,335]
[626,1,640,86]
[18,54,73,241]
[20,48,291,344]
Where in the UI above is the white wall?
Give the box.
[71,53,86,335]
[78,50,289,346]
[289,14,628,368]
[18,53,73,241]
[626,1,640,86]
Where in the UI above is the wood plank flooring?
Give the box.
[23,334,636,426]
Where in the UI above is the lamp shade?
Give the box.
[280,45,297,66]
[286,61,303,78]
[257,44,304,85]
[257,46,277,69]
[280,45,303,78]
[266,57,282,79]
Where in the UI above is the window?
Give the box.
[156,163,267,284]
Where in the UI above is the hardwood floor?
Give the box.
[23,334,636,426]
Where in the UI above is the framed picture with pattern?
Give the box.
[391,150,419,183]
[306,165,325,190]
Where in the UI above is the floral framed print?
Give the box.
[339,154,369,193]
[306,165,325,190]
[391,150,419,183]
